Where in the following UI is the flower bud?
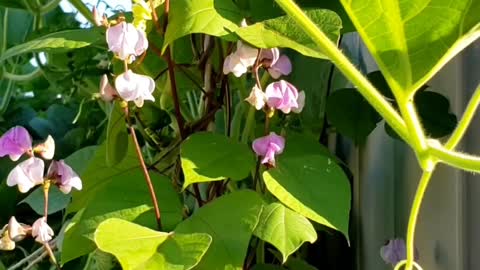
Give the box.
[245,85,266,110]
[99,74,117,102]
[8,217,29,242]
[380,238,419,265]
[33,135,55,160]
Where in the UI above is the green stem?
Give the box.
[1,8,8,54]
[39,0,61,14]
[67,0,95,25]
[3,68,42,81]
[428,140,480,173]
[404,170,434,270]
[445,83,480,150]
[241,106,256,144]
[273,0,410,143]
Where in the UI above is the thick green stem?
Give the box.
[403,170,434,270]
[445,83,480,150]
[274,0,410,143]
[428,140,480,173]
[3,68,42,81]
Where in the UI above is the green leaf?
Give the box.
[251,264,286,270]
[95,218,212,270]
[340,0,480,93]
[106,102,128,166]
[263,151,350,238]
[62,143,183,264]
[0,28,104,63]
[285,257,318,270]
[180,132,255,189]
[253,203,317,263]
[326,88,381,143]
[0,0,26,9]
[163,0,243,50]
[236,9,341,59]
[175,190,265,270]
[415,91,457,138]
[20,185,70,215]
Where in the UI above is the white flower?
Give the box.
[245,85,266,110]
[106,21,149,60]
[31,217,54,243]
[6,157,44,193]
[8,216,28,242]
[223,41,258,77]
[33,135,55,160]
[115,69,155,107]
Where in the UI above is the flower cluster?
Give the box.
[0,126,82,247]
[223,38,305,167]
[96,10,156,108]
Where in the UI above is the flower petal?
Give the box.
[0,126,32,161]
[7,157,44,193]
[32,217,54,243]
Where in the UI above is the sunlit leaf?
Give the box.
[106,102,128,167]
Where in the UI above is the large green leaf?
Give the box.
[180,132,255,189]
[262,149,350,238]
[253,203,317,263]
[236,9,342,59]
[106,102,128,167]
[175,190,265,270]
[340,0,480,93]
[62,143,183,264]
[326,88,382,143]
[95,218,212,270]
[0,28,103,63]
[163,0,243,50]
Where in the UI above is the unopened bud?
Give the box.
[8,217,30,242]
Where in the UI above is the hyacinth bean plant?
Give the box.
[0,0,478,269]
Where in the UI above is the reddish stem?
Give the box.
[124,106,162,230]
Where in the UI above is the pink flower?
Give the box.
[6,157,44,193]
[92,6,106,27]
[0,126,32,161]
[223,41,258,77]
[265,80,304,114]
[47,160,82,194]
[115,69,155,107]
[252,132,285,167]
[99,74,117,102]
[245,85,266,110]
[33,135,55,160]
[106,21,148,60]
[31,217,54,243]
[380,238,419,265]
[259,48,292,79]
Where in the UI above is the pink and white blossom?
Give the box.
[106,21,148,60]
[265,80,304,114]
[252,132,285,167]
[115,69,155,107]
[31,217,54,243]
[6,157,45,193]
[33,135,55,160]
[245,85,267,110]
[223,41,258,77]
[47,160,82,194]
[99,74,117,102]
[259,48,292,79]
[0,126,32,161]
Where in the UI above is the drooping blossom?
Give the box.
[106,21,148,60]
[245,85,266,110]
[223,41,258,77]
[259,48,292,79]
[380,238,419,265]
[31,217,54,243]
[47,160,82,194]
[265,80,305,114]
[92,6,107,27]
[252,132,285,167]
[8,216,29,242]
[115,69,155,107]
[33,135,55,160]
[0,126,32,161]
[99,74,117,102]
[6,157,45,193]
